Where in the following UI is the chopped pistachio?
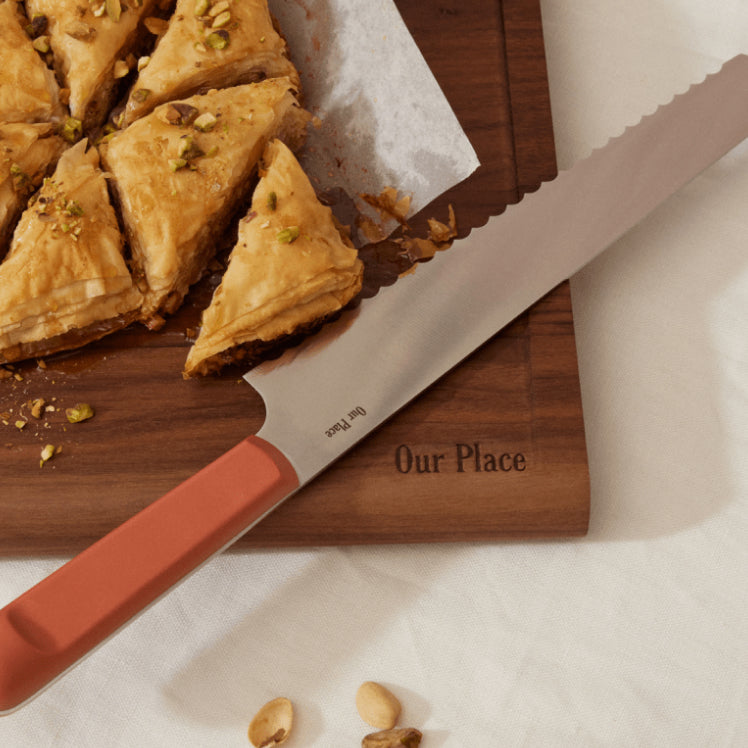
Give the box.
[277,226,300,243]
[65,403,95,424]
[25,14,48,38]
[205,29,229,49]
[194,41,207,53]
[113,59,130,79]
[39,443,56,467]
[15,420,26,430]
[60,117,83,143]
[166,102,200,126]
[169,158,188,172]
[64,200,84,217]
[132,88,151,104]
[32,35,50,53]
[64,21,96,41]
[137,55,151,71]
[192,111,217,132]
[194,0,210,14]
[92,2,106,17]
[209,1,230,16]
[9,164,29,191]
[105,0,122,22]
[177,134,194,158]
[30,398,46,419]
[205,145,219,157]
[211,10,231,28]
[267,191,277,211]
[177,134,204,160]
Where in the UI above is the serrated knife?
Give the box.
[2,54,748,714]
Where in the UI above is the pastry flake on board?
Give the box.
[183,138,363,378]
[0,0,65,124]
[123,0,300,125]
[0,122,67,261]
[0,140,142,363]
[100,78,312,325]
[24,0,164,130]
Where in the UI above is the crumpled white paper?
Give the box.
[270,0,480,213]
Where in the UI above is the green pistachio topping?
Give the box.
[194,0,209,15]
[277,226,300,244]
[65,403,95,424]
[61,117,83,143]
[64,200,84,216]
[132,88,151,104]
[32,35,50,53]
[192,112,217,132]
[166,103,200,126]
[177,135,205,161]
[105,0,122,22]
[169,158,188,172]
[267,191,277,211]
[209,1,230,16]
[9,164,29,190]
[205,30,229,49]
[25,15,48,38]
[211,10,231,28]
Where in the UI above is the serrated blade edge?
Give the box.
[247,54,748,484]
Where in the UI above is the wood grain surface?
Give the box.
[0,0,589,554]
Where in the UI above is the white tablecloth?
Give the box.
[2,1,746,745]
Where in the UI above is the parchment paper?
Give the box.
[270,0,480,214]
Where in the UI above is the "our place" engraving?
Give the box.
[394,442,527,474]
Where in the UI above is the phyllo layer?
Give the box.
[0,0,65,124]
[184,138,363,377]
[124,0,300,125]
[0,140,142,363]
[0,122,67,260]
[101,78,311,323]
[25,0,163,129]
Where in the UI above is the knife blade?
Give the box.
[2,54,748,714]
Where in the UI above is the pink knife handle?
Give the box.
[0,435,299,714]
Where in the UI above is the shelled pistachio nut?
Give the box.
[355,681,401,730]
[248,697,293,747]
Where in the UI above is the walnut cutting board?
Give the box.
[0,0,589,554]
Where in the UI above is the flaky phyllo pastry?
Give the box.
[0,0,65,124]
[0,122,67,260]
[183,139,364,378]
[25,0,162,129]
[123,0,300,125]
[0,141,142,363]
[101,78,311,324]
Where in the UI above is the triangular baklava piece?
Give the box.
[24,0,163,130]
[100,78,311,324]
[183,139,363,378]
[0,140,142,363]
[0,122,67,260]
[123,0,300,125]
[0,0,65,124]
